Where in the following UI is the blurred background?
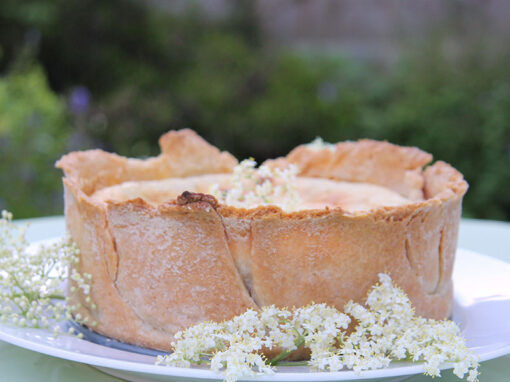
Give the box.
[0,0,509,221]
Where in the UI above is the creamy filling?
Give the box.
[92,174,416,212]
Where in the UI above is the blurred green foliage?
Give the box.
[0,65,69,217]
[0,0,508,220]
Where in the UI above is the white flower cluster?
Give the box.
[210,159,301,211]
[157,273,479,382]
[0,210,93,336]
[340,274,479,381]
[305,137,335,151]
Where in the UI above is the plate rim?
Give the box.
[1,244,510,381]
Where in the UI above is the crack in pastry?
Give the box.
[62,179,174,350]
[106,198,258,335]
[434,227,446,295]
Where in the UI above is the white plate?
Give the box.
[1,247,510,382]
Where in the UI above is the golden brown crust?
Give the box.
[266,140,433,201]
[105,197,257,334]
[57,129,468,352]
[63,179,174,349]
[56,129,237,195]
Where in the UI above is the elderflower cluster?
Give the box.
[0,210,94,336]
[157,273,479,382]
[210,159,301,211]
[339,274,479,381]
[305,137,336,151]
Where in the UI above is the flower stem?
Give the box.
[269,336,305,366]
[274,361,308,367]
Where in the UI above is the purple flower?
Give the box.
[69,86,90,115]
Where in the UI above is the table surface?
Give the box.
[1,216,509,382]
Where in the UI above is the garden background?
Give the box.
[0,0,509,221]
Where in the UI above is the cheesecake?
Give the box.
[56,129,468,351]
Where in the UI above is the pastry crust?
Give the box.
[56,129,468,351]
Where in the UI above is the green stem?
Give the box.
[274,361,308,367]
[269,336,305,366]
[185,355,210,366]
[47,294,66,300]
[9,272,29,298]
[9,293,65,301]
[43,261,57,279]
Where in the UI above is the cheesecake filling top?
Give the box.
[92,173,415,213]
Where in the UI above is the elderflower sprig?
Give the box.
[0,210,93,336]
[305,137,336,151]
[210,159,301,211]
[157,273,479,382]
